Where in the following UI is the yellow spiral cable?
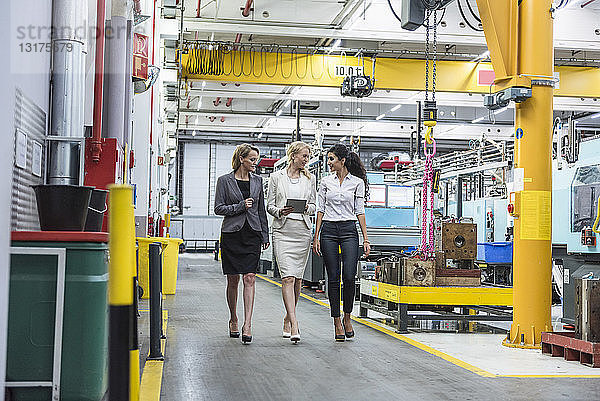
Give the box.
[592,196,600,233]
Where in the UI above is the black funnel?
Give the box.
[85,189,109,232]
[33,185,94,231]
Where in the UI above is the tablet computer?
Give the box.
[285,198,307,214]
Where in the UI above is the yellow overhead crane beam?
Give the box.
[181,50,600,98]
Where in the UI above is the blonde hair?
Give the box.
[286,141,311,179]
[232,143,260,171]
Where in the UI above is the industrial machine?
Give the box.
[553,134,600,325]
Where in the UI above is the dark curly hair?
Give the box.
[328,144,369,197]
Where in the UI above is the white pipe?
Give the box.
[48,0,88,184]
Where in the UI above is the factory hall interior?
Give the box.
[4,0,600,400]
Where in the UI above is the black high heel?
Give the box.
[343,320,355,339]
[229,321,240,338]
[241,325,252,344]
[334,323,345,342]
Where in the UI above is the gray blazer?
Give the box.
[214,171,269,243]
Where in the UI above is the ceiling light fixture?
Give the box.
[339,136,347,142]
[202,81,206,88]
[474,50,490,61]
[472,116,485,123]
[257,132,263,139]
[328,39,341,53]
[390,104,402,112]
[284,99,291,107]
[276,109,283,116]
[356,107,361,112]
[375,113,385,120]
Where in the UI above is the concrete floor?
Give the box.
[156,254,600,401]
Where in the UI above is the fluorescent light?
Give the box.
[196,96,202,110]
[494,106,509,115]
[390,104,402,112]
[472,116,485,123]
[375,113,385,120]
[276,109,283,116]
[284,100,291,107]
[257,132,263,139]
[340,136,347,142]
[472,50,490,62]
[192,131,197,136]
[202,81,206,88]
[591,112,600,119]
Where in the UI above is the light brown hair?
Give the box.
[232,143,260,171]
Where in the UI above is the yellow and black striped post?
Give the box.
[108,185,135,401]
[130,207,140,400]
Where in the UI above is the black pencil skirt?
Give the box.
[220,220,262,275]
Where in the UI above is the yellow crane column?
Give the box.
[506,0,554,348]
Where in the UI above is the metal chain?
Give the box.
[432,10,437,102]
[424,10,430,102]
[419,151,435,259]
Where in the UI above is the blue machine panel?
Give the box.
[365,207,415,228]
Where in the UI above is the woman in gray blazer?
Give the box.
[214,143,270,344]
[267,142,316,344]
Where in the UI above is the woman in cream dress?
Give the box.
[267,142,316,344]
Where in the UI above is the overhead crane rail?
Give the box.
[180,44,600,98]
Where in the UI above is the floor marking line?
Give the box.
[497,375,600,378]
[256,274,600,379]
[256,274,494,377]
[139,312,169,400]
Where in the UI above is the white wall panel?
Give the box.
[183,143,210,214]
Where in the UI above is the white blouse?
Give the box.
[287,178,305,220]
[317,173,366,221]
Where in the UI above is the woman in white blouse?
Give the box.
[313,144,371,342]
[267,142,317,344]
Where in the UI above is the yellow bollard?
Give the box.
[108,185,135,400]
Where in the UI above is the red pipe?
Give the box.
[197,0,202,17]
[242,0,253,17]
[226,97,233,107]
[91,0,106,162]
[214,97,221,106]
[220,117,225,123]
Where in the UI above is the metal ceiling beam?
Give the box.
[179,18,482,45]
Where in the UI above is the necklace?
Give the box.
[287,168,301,184]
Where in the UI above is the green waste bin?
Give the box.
[7,232,109,401]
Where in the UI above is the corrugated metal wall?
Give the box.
[11,88,47,231]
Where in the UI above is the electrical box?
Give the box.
[400,0,454,31]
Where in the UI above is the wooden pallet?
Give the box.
[541,332,600,368]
